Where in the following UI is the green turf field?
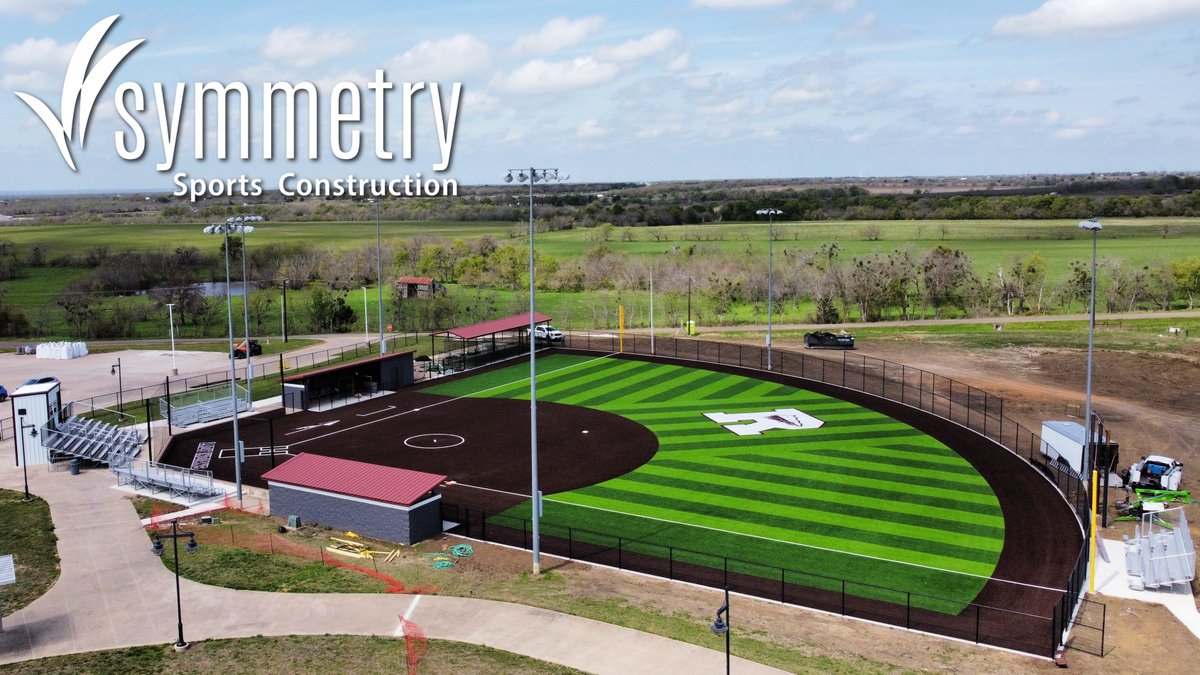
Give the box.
[426,354,1004,613]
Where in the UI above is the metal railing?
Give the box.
[112,458,222,501]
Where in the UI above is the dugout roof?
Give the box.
[435,312,552,341]
[262,453,446,506]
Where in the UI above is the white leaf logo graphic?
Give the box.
[14,14,144,171]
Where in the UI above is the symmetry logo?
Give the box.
[14,15,143,171]
[12,14,463,201]
[703,409,824,437]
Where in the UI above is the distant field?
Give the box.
[2,216,1197,338]
[426,354,1004,612]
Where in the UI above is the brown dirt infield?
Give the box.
[159,389,658,509]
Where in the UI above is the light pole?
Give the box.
[504,167,567,574]
[165,303,177,375]
[229,215,259,408]
[370,199,386,355]
[202,222,245,502]
[1079,217,1101,592]
[710,586,731,675]
[17,417,36,502]
[110,358,123,414]
[756,208,783,371]
[362,286,370,342]
[281,278,289,343]
[151,519,199,651]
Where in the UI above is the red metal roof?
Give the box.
[396,276,434,284]
[261,453,446,506]
[435,312,551,340]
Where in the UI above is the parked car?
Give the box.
[232,339,263,359]
[532,325,564,342]
[21,375,59,386]
[0,384,7,402]
[803,331,855,349]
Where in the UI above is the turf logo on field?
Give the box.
[703,409,824,436]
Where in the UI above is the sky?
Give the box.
[1,0,1199,194]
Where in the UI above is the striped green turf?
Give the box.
[425,354,1004,613]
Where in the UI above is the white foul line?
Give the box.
[543,498,1067,594]
[356,405,397,417]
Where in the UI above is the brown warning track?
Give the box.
[160,349,1081,657]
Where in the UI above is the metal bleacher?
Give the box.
[159,385,251,427]
[112,458,224,502]
[1123,506,1197,590]
[40,415,144,467]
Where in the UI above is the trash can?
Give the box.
[69,458,80,475]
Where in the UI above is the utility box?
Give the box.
[1040,420,1119,476]
[10,379,63,466]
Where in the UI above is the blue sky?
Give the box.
[2,0,1199,193]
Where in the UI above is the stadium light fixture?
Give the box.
[227,215,258,408]
[203,221,246,502]
[1078,217,1101,592]
[504,166,567,575]
[756,208,783,371]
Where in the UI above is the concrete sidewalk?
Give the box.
[0,462,783,674]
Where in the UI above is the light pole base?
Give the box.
[173,641,190,652]
[172,368,179,376]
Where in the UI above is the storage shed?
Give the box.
[262,453,446,545]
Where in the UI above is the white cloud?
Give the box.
[1,37,75,91]
[389,34,491,80]
[512,16,605,55]
[951,125,978,136]
[0,0,84,22]
[699,99,746,115]
[1054,128,1088,140]
[992,0,1200,38]
[692,0,788,8]
[262,26,354,67]
[835,11,879,41]
[771,74,836,104]
[596,28,681,62]
[577,119,610,139]
[492,57,619,93]
[998,78,1063,95]
[668,52,692,72]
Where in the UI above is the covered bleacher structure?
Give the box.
[282,350,415,412]
[427,312,552,376]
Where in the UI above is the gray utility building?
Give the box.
[262,453,446,545]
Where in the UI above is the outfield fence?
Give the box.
[442,501,1064,656]
[440,331,1096,658]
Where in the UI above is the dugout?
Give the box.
[429,312,552,374]
[282,350,414,411]
[262,453,446,545]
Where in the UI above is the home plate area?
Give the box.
[159,388,657,501]
[216,445,294,460]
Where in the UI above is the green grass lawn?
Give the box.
[0,490,60,613]
[425,354,1003,613]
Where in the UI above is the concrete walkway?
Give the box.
[0,462,783,674]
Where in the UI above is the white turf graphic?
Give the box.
[703,408,824,436]
[217,446,292,459]
[285,420,340,436]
